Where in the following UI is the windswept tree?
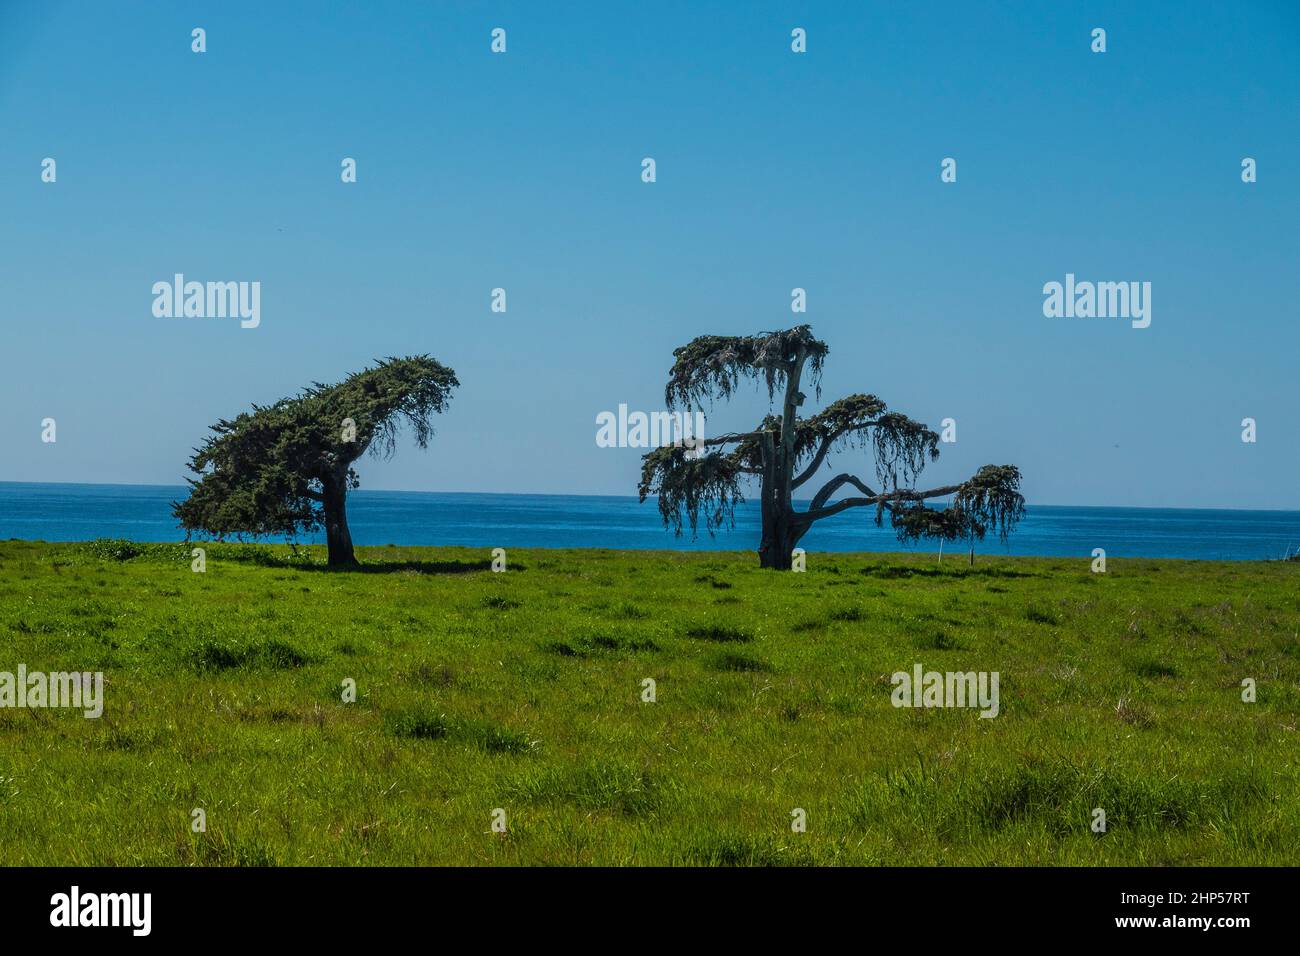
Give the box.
[175,356,458,567]
[638,326,1024,569]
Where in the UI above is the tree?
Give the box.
[638,326,1025,569]
[174,356,458,567]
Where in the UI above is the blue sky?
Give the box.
[2,1,1297,508]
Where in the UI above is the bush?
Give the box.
[79,539,190,563]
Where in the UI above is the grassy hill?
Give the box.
[0,539,1296,865]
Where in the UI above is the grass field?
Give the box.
[0,538,1297,866]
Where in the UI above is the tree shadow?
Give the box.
[192,545,527,575]
[228,554,525,574]
[310,559,526,575]
[858,564,1037,579]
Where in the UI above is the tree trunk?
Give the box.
[758,519,796,569]
[321,474,357,567]
[757,347,807,571]
[758,508,809,571]
[759,523,801,569]
[757,430,782,568]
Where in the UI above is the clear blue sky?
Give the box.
[2,1,1297,508]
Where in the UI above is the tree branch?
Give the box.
[798,478,965,524]
[792,423,876,488]
[807,472,880,511]
[700,430,771,447]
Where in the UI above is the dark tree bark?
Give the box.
[758,521,806,570]
[321,471,357,567]
[758,349,810,570]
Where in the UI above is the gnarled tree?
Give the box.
[174,356,458,567]
[638,326,1024,569]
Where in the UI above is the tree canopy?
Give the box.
[174,355,458,566]
[639,326,1024,568]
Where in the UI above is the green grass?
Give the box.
[0,538,1297,866]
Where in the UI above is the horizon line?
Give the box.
[1,478,1295,516]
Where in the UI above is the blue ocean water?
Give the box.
[1,482,1299,561]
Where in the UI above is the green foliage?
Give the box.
[385,709,536,754]
[186,638,312,672]
[892,465,1027,545]
[792,394,886,463]
[78,539,190,563]
[638,445,746,536]
[174,356,458,542]
[664,325,827,409]
[870,412,941,491]
[2,539,1297,865]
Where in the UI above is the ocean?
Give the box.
[1,481,1298,561]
